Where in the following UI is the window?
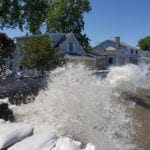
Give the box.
[136,50,138,54]
[68,42,73,52]
[108,57,113,65]
[131,50,133,54]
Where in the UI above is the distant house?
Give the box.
[6,33,96,77]
[92,37,142,69]
[140,51,150,64]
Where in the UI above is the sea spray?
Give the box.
[12,63,146,149]
[106,64,150,95]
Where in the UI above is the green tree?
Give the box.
[0,0,91,50]
[138,36,150,51]
[0,0,48,34]
[0,32,15,76]
[47,0,91,50]
[20,36,63,75]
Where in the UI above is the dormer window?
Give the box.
[136,50,138,54]
[68,42,73,52]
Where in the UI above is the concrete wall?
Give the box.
[96,57,105,70]
[66,57,97,69]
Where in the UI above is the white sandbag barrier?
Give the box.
[8,132,57,150]
[0,122,33,149]
[0,121,95,150]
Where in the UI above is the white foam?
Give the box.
[12,63,146,149]
[106,64,150,94]
[0,98,9,104]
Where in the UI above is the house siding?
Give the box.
[93,38,142,68]
[60,35,85,55]
[6,33,87,77]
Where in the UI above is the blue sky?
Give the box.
[84,0,150,46]
[1,0,150,47]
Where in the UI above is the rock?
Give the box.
[0,77,47,105]
[0,103,14,121]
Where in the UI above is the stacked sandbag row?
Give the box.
[0,121,95,150]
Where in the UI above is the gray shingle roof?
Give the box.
[14,33,70,48]
[110,40,141,50]
[94,39,142,51]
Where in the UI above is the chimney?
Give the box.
[115,36,120,50]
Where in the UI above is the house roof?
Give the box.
[15,33,67,43]
[14,33,73,48]
[111,40,141,50]
[94,39,142,51]
[14,33,86,55]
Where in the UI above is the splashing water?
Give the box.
[106,64,150,95]
[12,63,150,149]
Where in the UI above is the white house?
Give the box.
[92,37,142,69]
[6,33,97,77]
